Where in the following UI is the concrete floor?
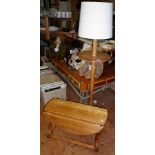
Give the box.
[40,83,115,155]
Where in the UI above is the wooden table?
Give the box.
[43,98,108,152]
[51,59,115,103]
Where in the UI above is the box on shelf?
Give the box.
[99,40,115,50]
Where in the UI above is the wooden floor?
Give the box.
[40,83,115,155]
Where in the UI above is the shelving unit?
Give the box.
[40,15,73,41]
[40,0,78,41]
[40,16,50,41]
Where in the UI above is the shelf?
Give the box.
[40,15,74,41]
[78,50,112,63]
[41,15,73,21]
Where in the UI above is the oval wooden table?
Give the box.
[43,98,108,152]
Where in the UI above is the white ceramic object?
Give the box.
[50,8,57,17]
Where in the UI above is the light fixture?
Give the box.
[78,2,113,105]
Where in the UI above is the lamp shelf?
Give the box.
[78,50,112,63]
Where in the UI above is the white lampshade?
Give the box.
[78,2,113,40]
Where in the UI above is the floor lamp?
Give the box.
[78,2,113,105]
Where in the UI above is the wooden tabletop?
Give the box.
[44,98,108,126]
[52,59,115,92]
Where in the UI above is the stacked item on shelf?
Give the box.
[99,40,115,51]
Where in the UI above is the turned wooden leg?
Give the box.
[47,121,53,138]
[94,132,101,152]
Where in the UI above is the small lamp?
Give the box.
[78,2,113,105]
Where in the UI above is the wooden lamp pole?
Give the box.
[89,39,97,105]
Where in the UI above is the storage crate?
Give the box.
[40,70,66,105]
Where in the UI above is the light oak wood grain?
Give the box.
[43,98,108,151]
[44,98,108,126]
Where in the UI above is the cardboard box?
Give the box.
[40,70,66,105]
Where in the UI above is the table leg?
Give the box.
[80,91,88,104]
[79,91,82,103]
[80,91,85,103]
[47,121,53,138]
[85,91,89,104]
[94,132,101,152]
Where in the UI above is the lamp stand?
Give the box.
[89,39,97,105]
